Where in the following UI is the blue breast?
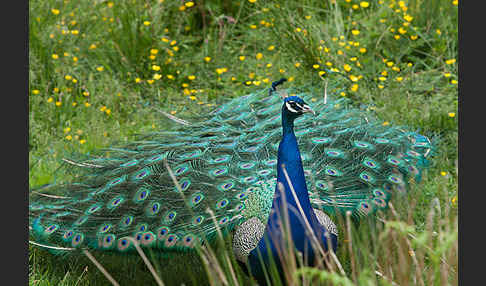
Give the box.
[247,116,338,280]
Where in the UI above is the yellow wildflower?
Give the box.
[96,66,104,72]
[396,77,403,82]
[65,135,72,140]
[398,27,407,34]
[216,68,228,74]
[256,53,263,60]
[32,90,40,95]
[152,65,161,71]
[84,102,91,107]
[135,78,142,83]
[446,59,456,65]
[295,62,301,68]
[52,54,59,59]
[360,1,370,8]
[55,101,62,106]
[268,45,275,51]
[204,56,211,62]
[51,9,60,15]
[349,75,359,82]
[65,75,72,80]
[185,1,194,7]
[441,171,447,176]
[351,84,358,92]
[313,64,320,69]
[343,64,352,72]
[147,79,154,84]
[79,139,86,144]
[351,30,360,36]
[248,0,256,3]
[239,56,245,61]
[143,21,151,26]
[383,121,390,126]
[444,73,452,77]
[150,49,158,55]
[359,48,367,53]
[153,73,162,80]
[188,75,196,80]
[318,71,326,77]
[448,112,456,117]
[166,74,175,80]
[451,79,458,85]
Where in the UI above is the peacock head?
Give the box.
[282,96,315,120]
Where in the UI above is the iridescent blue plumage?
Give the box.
[247,94,337,281]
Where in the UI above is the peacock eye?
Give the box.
[285,101,305,114]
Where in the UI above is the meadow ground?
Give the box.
[29,0,457,285]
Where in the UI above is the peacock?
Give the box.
[29,78,433,284]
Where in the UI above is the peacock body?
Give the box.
[29,80,433,282]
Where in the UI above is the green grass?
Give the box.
[29,0,457,285]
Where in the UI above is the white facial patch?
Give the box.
[285,101,300,113]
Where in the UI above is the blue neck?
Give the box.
[276,113,313,209]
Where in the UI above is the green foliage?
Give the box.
[29,0,457,285]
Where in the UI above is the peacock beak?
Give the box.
[302,104,316,115]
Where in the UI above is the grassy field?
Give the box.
[29,0,458,285]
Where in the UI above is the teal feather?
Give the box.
[29,83,434,256]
